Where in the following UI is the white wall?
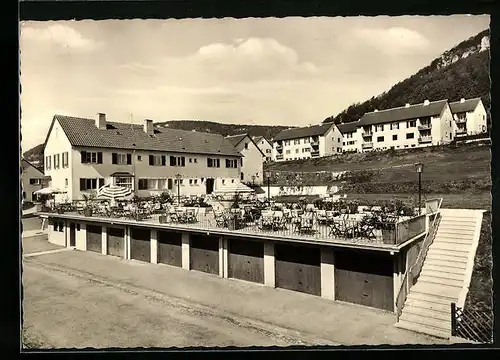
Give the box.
[236,137,265,185]
[342,130,359,152]
[323,126,343,156]
[470,101,488,135]
[75,222,87,251]
[48,219,66,247]
[256,139,273,162]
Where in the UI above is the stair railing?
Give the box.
[395,198,443,321]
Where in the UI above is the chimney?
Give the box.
[405,103,410,108]
[96,113,106,130]
[144,119,153,135]
[460,98,465,103]
[423,100,430,106]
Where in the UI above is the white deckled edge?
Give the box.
[457,210,484,308]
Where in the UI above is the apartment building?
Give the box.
[226,133,265,185]
[337,121,361,153]
[272,123,343,161]
[21,159,48,202]
[43,113,242,201]
[356,99,454,152]
[449,97,488,137]
[252,136,273,162]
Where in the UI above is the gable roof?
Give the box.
[48,115,241,157]
[253,136,272,146]
[21,159,44,176]
[358,100,448,127]
[337,121,360,134]
[225,133,266,157]
[449,98,481,114]
[273,123,335,142]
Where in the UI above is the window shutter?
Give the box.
[181,157,185,167]
[80,179,86,191]
[81,151,86,163]
[216,159,220,168]
[112,153,117,164]
[226,159,230,168]
[127,154,132,165]
[170,156,176,166]
[97,152,103,164]
[149,155,154,166]
[161,155,166,166]
[207,158,211,167]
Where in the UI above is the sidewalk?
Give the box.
[25,249,449,346]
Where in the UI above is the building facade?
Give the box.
[337,121,361,153]
[43,114,242,201]
[272,123,343,162]
[449,97,488,137]
[21,159,48,202]
[226,134,265,185]
[252,136,273,162]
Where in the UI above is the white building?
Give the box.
[449,97,488,137]
[356,99,454,152]
[272,123,343,161]
[226,133,266,185]
[252,136,273,162]
[337,121,361,153]
[43,113,243,201]
[21,159,48,202]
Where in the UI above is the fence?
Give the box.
[451,302,493,343]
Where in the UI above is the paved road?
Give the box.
[22,258,336,348]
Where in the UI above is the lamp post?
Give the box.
[175,173,182,205]
[415,163,423,215]
[264,171,271,203]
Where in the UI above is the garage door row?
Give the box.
[84,225,394,311]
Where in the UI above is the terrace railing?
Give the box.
[395,198,443,321]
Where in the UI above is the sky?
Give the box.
[20,15,490,150]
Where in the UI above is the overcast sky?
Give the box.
[20,16,489,150]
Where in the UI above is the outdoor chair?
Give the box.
[259,211,275,230]
[316,210,328,225]
[328,219,345,237]
[272,211,287,231]
[213,210,228,228]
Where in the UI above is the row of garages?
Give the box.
[53,219,400,312]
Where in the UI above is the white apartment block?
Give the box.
[226,133,266,185]
[253,136,273,162]
[272,123,343,161]
[337,121,361,153]
[43,113,243,201]
[449,97,488,137]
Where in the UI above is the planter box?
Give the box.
[382,227,396,244]
[83,208,93,217]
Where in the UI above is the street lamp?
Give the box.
[175,173,182,205]
[415,163,424,214]
[264,171,271,202]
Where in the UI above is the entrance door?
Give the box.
[167,178,173,190]
[206,178,215,194]
[69,223,76,247]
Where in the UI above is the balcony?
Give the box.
[311,139,319,146]
[362,131,373,138]
[276,154,284,160]
[455,128,467,136]
[362,142,373,149]
[418,136,432,144]
[275,143,283,150]
[418,123,432,131]
[455,117,467,124]
[311,150,320,157]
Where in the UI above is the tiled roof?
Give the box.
[449,98,481,114]
[358,100,448,127]
[225,133,248,147]
[53,115,241,157]
[337,121,360,134]
[273,123,334,142]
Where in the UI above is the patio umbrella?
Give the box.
[33,187,67,195]
[97,185,133,201]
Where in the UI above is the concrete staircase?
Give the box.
[396,209,484,339]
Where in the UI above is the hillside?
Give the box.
[22,121,291,166]
[323,29,491,125]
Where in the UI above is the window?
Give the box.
[194,158,197,163]
[112,153,132,165]
[81,151,103,164]
[337,147,342,153]
[411,144,416,147]
[406,133,415,139]
[76,224,80,231]
[294,139,300,145]
[115,177,133,189]
[138,179,147,190]
[169,156,185,167]
[404,145,409,148]
[65,178,68,187]
[449,121,452,127]
[338,138,341,142]
[240,172,244,180]
[207,158,220,168]
[79,178,103,191]
[189,158,192,163]
[266,149,271,153]
[377,136,384,142]
[392,134,398,141]
[375,125,383,132]
[149,155,165,166]
[138,178,167,190]
[245,143,248,149]
[284,140,291,146]
[62,152,69,168]
[45,156,51,170]
[53,154,60,169]
[240,158,243,167]
[343,142,345,146]
[346,132,353,139]
[29,178,41,185]
[285,150,291,154]
[390,122,399,130]
[137,155,142,161]
[225,159,238,168]
[189,179,193,185]
[194,179,198,185]
[304,138,310,144]
[406,120,416,128]
[222,179,225,185]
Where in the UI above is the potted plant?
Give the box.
[82,192,95,217]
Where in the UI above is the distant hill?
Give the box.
[22,120,291,166]
[323,29,491,125]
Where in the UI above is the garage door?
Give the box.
[228,238,264,284]
[275,243,321,296]
[190,234,219,275]
[130,227,151,263]
[158,231,182,267]
[86,225,102,253]
[107,227,125,258]
[335,249,394,311]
